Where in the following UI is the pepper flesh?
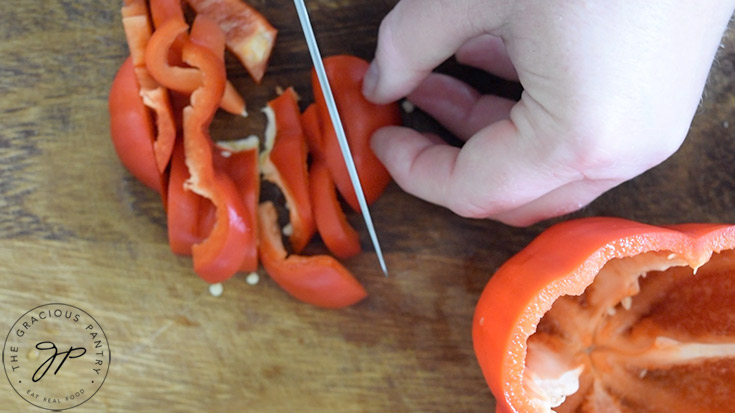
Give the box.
[261,88,315,253]
[257,201,367,309]
[121,0,177,173]
[180,37,253,283]
[309,161,361,259]
[109,57,163,193]
[167,139,208,254]
[302,103,361,259]
[186,0,277,83]
[144,12,247,116]
[312,55,400,212]
[214,137,260,272]
[473,217,735,413]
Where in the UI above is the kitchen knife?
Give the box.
[293,0,388,276]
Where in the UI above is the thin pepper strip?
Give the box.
[185,0,277,83]
[261,88,315,253]
[180,35,252,283]
[214,137,260,272]
[145,12,247,116]
[309,161,361,259]
[257,201,367,309]
[167,139,208,254]
[121,0,177,173]
[302,104,361,259]
[109,57,164,194]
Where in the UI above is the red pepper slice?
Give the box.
[185,0,277,83]
[180,38,253,283]
[120,0,177,174]
[167,139,208,254]
[109,57,164,194]
[145,13,247,116]
[262,88,315,253]
[473,217,735,412]
[214,138,260,272]
[309,161,361,259]
[312,55,401,212]
[302,103,361,259]
[301,103,323,159]
[257,201,367,309]
[149,0,186,30]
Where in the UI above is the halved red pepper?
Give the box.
[180,37,253,283]
[473,217,735,412]
[261,88,315,253]
[312,55,400,212]
[257,201,367,309]
[109,56,164,194]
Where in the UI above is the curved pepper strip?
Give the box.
[186,0,277,83]
[145,13,247,116]
[309,161,361,259]
[109,57,164,194]
[257,201,367,309]
[473,217,735,413]
[121,0,177,174]
[167,139,209,254]
[312,55,400,212]
[181,38,252,283]
[261,88,315,253]
[301,104,323,158]
[214,137,260,272]
[302,104,361,259]
[150,0,186,30]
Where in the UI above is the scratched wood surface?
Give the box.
[0,1,734,411]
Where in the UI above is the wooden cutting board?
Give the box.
[0,1,733,411]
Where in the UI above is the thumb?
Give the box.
[363,0,509,104]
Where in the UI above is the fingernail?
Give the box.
[362,61,379,98]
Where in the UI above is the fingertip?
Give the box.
[370,126,460,206]
[361,60,380,102]
[369,125,404,164]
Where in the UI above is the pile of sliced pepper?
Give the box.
[109,0,400,308]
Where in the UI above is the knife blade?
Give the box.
[293,0,388,277]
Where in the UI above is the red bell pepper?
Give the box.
[261,88,315,253]
[109,57,164,194]
[257,201,367,309]
[180,38,253,283]
[473,217,735,412]
[311,55,400,212]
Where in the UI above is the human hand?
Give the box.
[363,0,735,226]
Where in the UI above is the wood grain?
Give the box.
[0,1,733,411]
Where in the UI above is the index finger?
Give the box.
[363,0,509,104]
[370,116,582,220]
